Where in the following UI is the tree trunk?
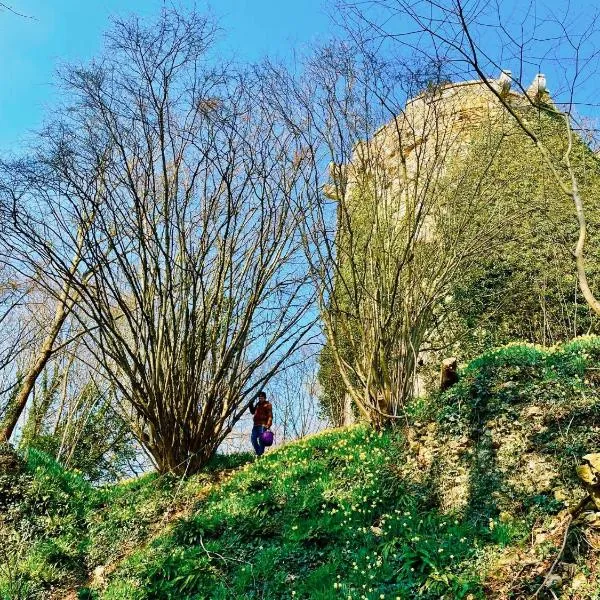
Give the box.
[342,393,355,426]
[0,293,71,443]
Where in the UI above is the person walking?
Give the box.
[249,391,273,456]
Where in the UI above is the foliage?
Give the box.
[0,448,92,597]
[24,403,138,484]
[446,110,600,359]
[0,449,254,599]
[98,427,486,600]
[318,90,600,414]
[3,337,600,598]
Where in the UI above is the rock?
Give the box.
[572,572,587,590]
[577,464,595,485]
[582,511,600,528]
[583,453,600,473]
[92,565,107,587]
[554,488,569,502]
[577,455,600,509]
[440,357,458,391]
[535,532,547,545]
[524,405,543,418]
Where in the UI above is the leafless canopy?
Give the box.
[0,9,316,473]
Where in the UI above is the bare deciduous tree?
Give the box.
[265,44,515,426]
[0,9,316,474]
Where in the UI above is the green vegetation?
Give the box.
[318,107,600,420]
[3,337,600,598]
[446,110,600,357]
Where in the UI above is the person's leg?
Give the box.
[251,426,262,455]
[252,426,266,456]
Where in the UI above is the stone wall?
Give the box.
[324,76,537,204]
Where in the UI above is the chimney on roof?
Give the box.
[527,73,547,99]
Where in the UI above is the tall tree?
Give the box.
[265,46,514,425]
[0,9,315,474]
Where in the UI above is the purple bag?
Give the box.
[260,429,274,447]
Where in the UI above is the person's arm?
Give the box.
[266,403,273,429]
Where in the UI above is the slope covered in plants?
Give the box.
[2,337,600,599]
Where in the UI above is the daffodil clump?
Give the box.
[95,426,488,600]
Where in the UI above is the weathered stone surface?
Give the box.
[578,454,600,510]
[325,78,532,206]
[524,405,544,418]
[583,453,600,473]
[582,512,600,528]
[577,463,595,485]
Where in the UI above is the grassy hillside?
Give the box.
[3,337,600,599]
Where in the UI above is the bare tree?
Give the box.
[264,44,516,426]
[0,285,76,442]
[338,0,600,316]
[273,352,327,441]
[0,9,316,474]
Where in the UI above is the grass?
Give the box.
[94,426,486,600]
[2,336,600,599]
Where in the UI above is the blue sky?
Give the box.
[2,0,599,153]
[0,0,330,152]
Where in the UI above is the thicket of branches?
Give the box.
[0,9,315,474]
[264,45,534,425]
